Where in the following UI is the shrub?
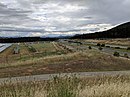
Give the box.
[124,53,129,58]
[115,47,120,49]
[97,43,101,46]
[106,46,110,48]
[99,47,103,50]
[88,46,92,49]
[113,52,120,57]
[127,47,130,50]
[28,46,37,52]
[101,44,105,47]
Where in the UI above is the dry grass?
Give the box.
[4,49,130,68]
[1,42,130,78]
[1,49,130,78]
[37,75,130,97]
[0,44,15,57]
[30,42,57,53]
[19,43,31,55]
[1,74,130,97]
[0,50,94,67]
[86,38,130,46]
[0,42,68,65]
[80,81,130,97]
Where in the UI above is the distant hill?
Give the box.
[0,35,73,43]
[71,22,130,39]
[0,37,58,43]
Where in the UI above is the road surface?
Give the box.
[0,43,12,53]
[0,71,130,84]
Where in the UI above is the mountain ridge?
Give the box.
[71,22,130,39]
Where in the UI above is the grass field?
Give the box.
[0,46,130,77]
[85,38,130,46]
[0,42,68,65]
[0,40,130,78]
[1,74,130,97]
[1,40,130,97]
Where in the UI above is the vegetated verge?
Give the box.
[0,49,130,78]
[1,74,130,97]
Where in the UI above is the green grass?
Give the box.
[31,42,56,53]
[0,42,68,65]
[27,45,37,53]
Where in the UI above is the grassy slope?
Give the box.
[31,42,56,52]
[19,43,31,55]
[0,49,130,78]
[0,42,68,65]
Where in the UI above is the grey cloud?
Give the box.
[85,0,130,24]
[0,2,41,26]
[0,0,130,37]
[0,27,44,32]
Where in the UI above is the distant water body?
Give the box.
[0,43,12,53]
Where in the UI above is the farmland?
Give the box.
[0,42,67,66]
[0,39,130,97]
[0,40,130,78]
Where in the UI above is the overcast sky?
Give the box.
[0,0,130,37]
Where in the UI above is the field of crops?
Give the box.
[0,42,74,67]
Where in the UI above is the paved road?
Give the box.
[0,43,12,53]
[0,71,130,84]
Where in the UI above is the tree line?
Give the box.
[0,37,58,43]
